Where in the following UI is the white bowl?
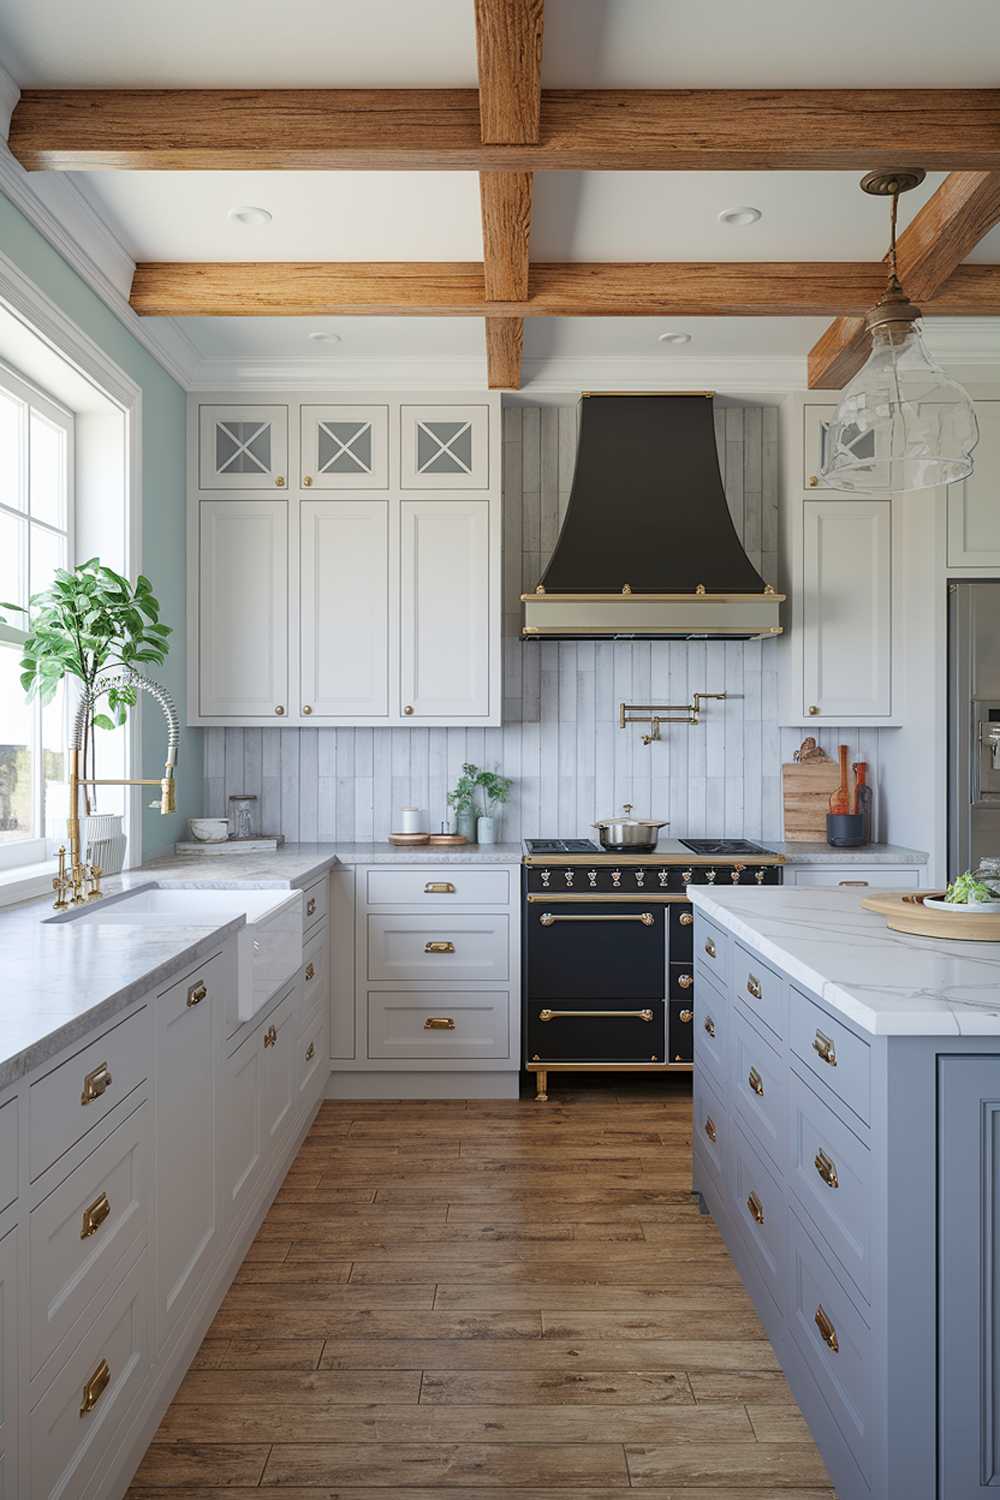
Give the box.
[188,817,230,843]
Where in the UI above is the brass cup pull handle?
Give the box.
[813,1030,838,1067]
[748,1066,765,1097]
[305,962,316,982]
[538,1008,654,1022]
[747,1191,765,1226]
[425,940,456,954]
[838,880,869,887]
[187,980,207,1008]
[263,1024,278,1048]
[80,1358,111,1416]
[425,882,456,894]
[678,1008,694,1023]
[814,1149,840,1189]
[424,1016,456,1030]
[746,975,763,1000]
[306,896,317,916]
[703,1016,716,1038]
[678,973,693,989]
[704,937,716,958]
[305,1041,316,1061]
[81,1062,112,1106]
[81,1191,111,1240]
[679,911,694,926]
[704,1116,718,1143]
[815,1304,839,1352]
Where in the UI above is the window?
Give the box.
[0,364,74,870]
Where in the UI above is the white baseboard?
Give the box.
[326,1070,521,1100]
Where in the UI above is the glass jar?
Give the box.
[228,793,259,841]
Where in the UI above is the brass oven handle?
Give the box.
[813,1030,838,1067]
[425,941,456,953]
[704,937,716,957]
[539,911,654,926]
[746,1191,765,1226]
[746,974,763,1000]
[539,1008,654,1022]
[678,1008,694,1023]
[815,1304,839,1352]
[704,1115,717,1143]
[187,980,207,1008]
[80,1191,111,1240]
[679,911,694,926]
[80,1358,111,1417]
[81,1062,112,1106]
[305,962,316,982]
[703,1016,716,1038]
[425,882,456,893]
[424,1016,456,1030]
[748,1066,765,1097]
[815,1149,840,1189]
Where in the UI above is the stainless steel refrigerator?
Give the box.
[949,581,1000,873]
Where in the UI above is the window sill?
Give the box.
[0,857,58,909]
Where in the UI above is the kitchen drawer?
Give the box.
[733,944,785,1042]
[526,996,665,1064]
[694,915,729,992]
[300,924,329,1034]
[693,1065,727,1191]
[790,988,871,1128]
[369,992,509,1061]
[695,981,728,1088]
[667,1000,694,1063]
[791,866,920,889]
[366,867,510,906]
[527,903,663,1000]
[733,1005,786,1172]
[298,1009,328,1104]
[368,914,509,983]
[0,1098,17,1215]
[731,1128,786,1317]
[29,1007,151,1182]
[788,1070,872,1303]
[302,874,328,936]
[668,902,694,962]
[788,1207,872,1483]
[28,1248,149,1500]
[29,1101,149,1381]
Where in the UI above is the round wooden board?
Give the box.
[387,832,431,846]
[427,834,468,846]
[862,890,1000,941]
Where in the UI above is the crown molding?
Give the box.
[922,318,1000,363]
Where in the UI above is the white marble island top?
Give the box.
[690,885,1000,1037]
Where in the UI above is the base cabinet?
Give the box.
[220,1026,264,1233]
[0,1226,17,1496]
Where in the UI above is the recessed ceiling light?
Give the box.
[718,206,762,227]
[658,332,692,346]
[307,331,341,344]
[228,205,272,226]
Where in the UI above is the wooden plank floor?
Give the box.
[129,1078,835,1497]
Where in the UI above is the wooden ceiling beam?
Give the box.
[128,259,1000,319]
[809,170,1000,387]
[12,88,1000,172]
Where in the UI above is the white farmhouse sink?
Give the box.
[50,885,304,1024]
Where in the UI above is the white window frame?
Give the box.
[0,361,75,872]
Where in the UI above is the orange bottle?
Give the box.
[828,744,850,816]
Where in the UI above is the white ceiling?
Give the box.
[1,0,998,377]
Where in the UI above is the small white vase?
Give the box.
[82,813,128,875]
[477,814,497,845]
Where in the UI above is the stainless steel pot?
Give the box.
[592,804,670,852]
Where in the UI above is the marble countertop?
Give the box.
[768,841,927,866]
[689,885,1000,1037]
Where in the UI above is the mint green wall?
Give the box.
[0,190,198,859]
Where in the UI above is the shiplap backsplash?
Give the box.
[202,402,884,843]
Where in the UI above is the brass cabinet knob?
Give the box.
[808,474,819,487]
[275,475,286,487]
[679,911,694,926]
[303,475,313,487]
[403,704,414,716]
[275,705,286,716]
[678,1008,693,1023]
[678,973,693,989]
[808,704,820,715]
[187,980,207,1008]
[302,704,313,715]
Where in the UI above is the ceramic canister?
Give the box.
[399,806,426,834]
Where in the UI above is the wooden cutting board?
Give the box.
[863,891,1000,941]
[782,760,841,841]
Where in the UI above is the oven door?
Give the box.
[526,996,666,1063]
[526,901,666,1000]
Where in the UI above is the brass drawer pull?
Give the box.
[425,940,455,954]
[678,1008,693,1023]
[748,1066,764,1097]
[703,1016,716,1038]
[305,961,316,982]
[424,1017,456,1030]
[838,880,869,887]
[81,1062,112,1106]
[425,882,456,894]
[539,1008,654,1022]
[677,973,693,989]
[704,1116,717,1143]
[679,911,694,926]
[305,1041,316,1061]
[80,1358,111,1416]
[813,1030,838,1067]
[703,937,716,957]
[80,1191,111,1240]
[746,974,763,1000]
[746,1191,765,1226]
[263,1024,278,1048]
[815,1304,839,1352]
[815,1149,840,1189]
[540,911,654,926]
[187,980,207,1008]
[306,896,317,917]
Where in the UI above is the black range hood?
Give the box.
[521,393,783,641]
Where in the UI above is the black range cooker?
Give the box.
[522,838,783,1101]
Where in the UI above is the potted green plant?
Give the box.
[1,558,171,871]
[447,762,480,843]
[475,768,512,845]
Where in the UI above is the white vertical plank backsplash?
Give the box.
[205,400,884,842]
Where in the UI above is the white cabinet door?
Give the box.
[300,405,388,490]
[198,404,288,491]
[802,498,891,720]
[401,404,489,489]
[199,500,289,720]
[948,400,1000,567]
[0,1225,16,1497]
[219,1028,263,1233]
[400,499,490,720]
[261,988,297,1153]
[300,500,390,719]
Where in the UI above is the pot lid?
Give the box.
[593,804,669,828]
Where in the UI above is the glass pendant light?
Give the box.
[820,169,979,493]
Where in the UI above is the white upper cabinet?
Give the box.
[401,499,491,720]
[198,404,288,491]
[199,500,289,721]
[300,405,389,491]
[802,497,892,719]
[948,400,1000,568]
[300,500,391,719]
[401,404,489,489]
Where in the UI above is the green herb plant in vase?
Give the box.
[447,762,480,843]
[475,768,512,846]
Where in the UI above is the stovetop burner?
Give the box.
[524,838,602,854]
[679,838,771,856]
